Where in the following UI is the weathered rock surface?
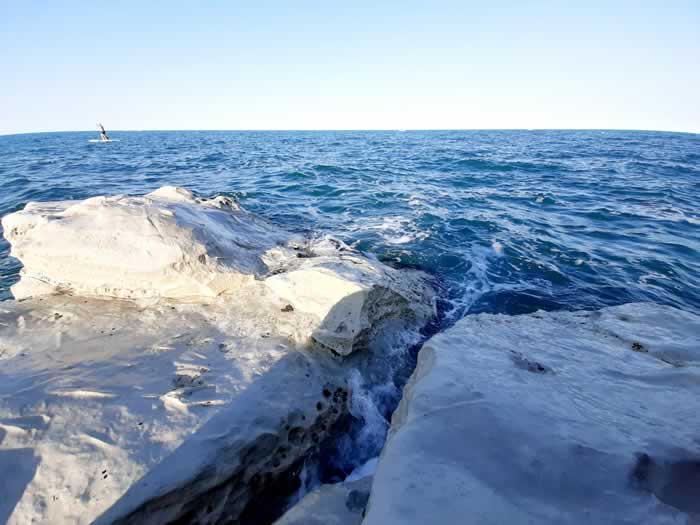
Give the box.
[1,186,289,300]
[1,187,435,356]
[274,477,371,525]
[0,295,350,525]
[266,254,434,356]
[0,187,436,524]
[363,303,700,525]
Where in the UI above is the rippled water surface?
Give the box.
[1,130,699,319]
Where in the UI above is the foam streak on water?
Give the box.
[1,130,699,319]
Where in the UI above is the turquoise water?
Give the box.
[1,130,699,320]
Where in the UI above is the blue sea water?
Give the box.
[1,130,699,322]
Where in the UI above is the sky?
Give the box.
[1,1,699,134]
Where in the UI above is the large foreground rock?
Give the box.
[364,303,700,524]
[0,294,351,525]
[0,188,436,524]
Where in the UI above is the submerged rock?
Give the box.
[363,303,700,524]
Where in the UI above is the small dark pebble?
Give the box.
[281,304,294,312]
[316,402,324,411]
[322,388,331,398]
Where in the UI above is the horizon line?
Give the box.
[1,127,698,138]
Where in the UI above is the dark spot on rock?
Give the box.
[287,427,306,445]
[206,505,213,514]
[316,402,324,411]
[281,304,294,312]
[322,388,331,398]
[54,313,62,320]
[346,489,370,513]
[331,407,338,414]
[632,341,647,352]
[510,351,553,374]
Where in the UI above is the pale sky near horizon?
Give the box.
[2,1,699,135]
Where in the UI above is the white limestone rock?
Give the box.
[0,294,351,525]
[363,303,700,525]
[1,186,291,300]
[265,251,435,356]
[2,188,435,356]
[0,187,438,524]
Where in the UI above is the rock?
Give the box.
[363,303,700,525]
[1,186,291,300]
[265,254,435,356]
[0,187,436,524]
[2,188,435,356]
[274,477,372,525]
[0,295,351,525]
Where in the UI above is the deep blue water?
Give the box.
[1,130,699,322]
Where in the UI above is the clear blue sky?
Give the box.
[2,1,699,134]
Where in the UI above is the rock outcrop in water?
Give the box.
[0,187,435,525]
[1,186,434,356]
[363,303,700,524]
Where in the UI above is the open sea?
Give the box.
[1,130,699,323]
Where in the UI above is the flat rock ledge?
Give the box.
[364,303,700,525]
[0,188,436,525]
